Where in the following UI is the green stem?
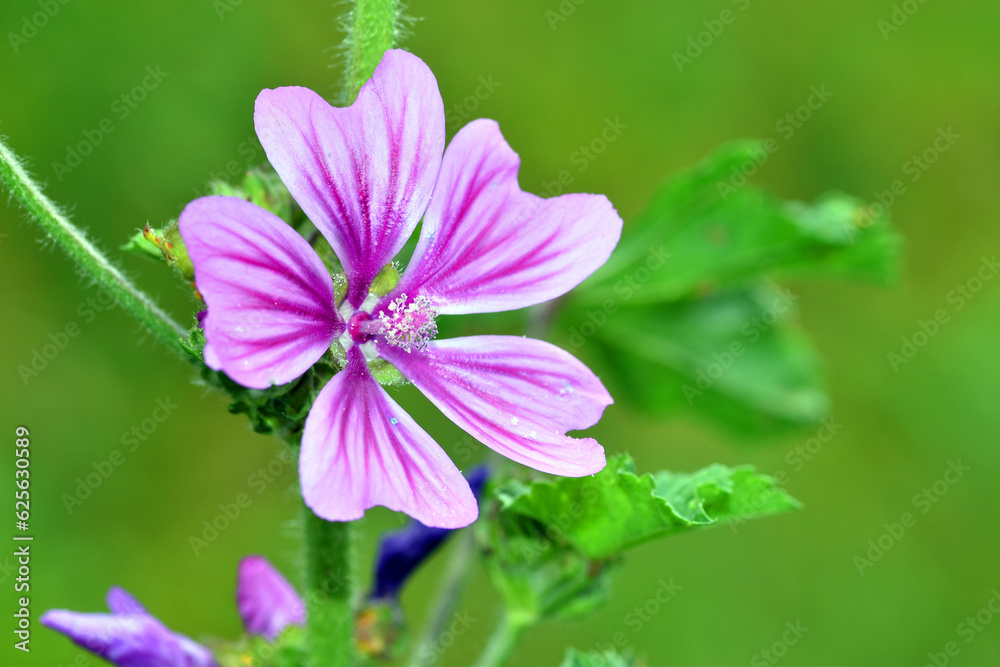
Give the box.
[342,0,403,103]
[407,529,477,667]
[303,505,355,667]
[472,615,530,667]
[0,135,188,356]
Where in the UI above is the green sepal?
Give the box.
[368,357,407,386]
[121,228,164,260]
[160,222,194,279]
[332,272,349,305]
[369,262,400,297]
[121,222,194,280]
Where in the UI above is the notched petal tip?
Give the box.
[253,50,445,308]
[300,349,478,529]
[395,119,624,315]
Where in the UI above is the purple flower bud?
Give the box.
[371,465,489,602]
[236,556,305,640]
[196,310,207,328]
[41,587,217,667]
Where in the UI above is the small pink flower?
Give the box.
[180,50,622,528]
[236,556,305,641]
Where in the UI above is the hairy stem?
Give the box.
[0,135,188,356]
[303,506,355,667]
[342,0,403,103]
[472,614,530,667]
[407,529,477,667]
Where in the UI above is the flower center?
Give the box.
[377,293,438,352]
[347,310,375,344]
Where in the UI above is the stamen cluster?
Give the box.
[377,293,438,352]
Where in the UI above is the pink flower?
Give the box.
[236,556,305,641]
[180,50,622,528]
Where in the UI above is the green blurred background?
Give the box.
[2,0,998,665]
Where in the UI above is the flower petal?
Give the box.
[255,50,445,306]
[41,592,217,667]
[105,587,146,616]
[300,347,477,528]
[370,465,489,601]
[237,556,305,640]
[180,196,343,389]
[380,336,611,475]
[392,119,623,314]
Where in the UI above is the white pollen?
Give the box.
[511,417,519,426]
[378,293,437,352]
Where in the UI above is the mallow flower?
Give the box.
[179,49,622,529]
[41,587,217,667]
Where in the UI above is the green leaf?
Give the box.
[478,509,620,624]
[574,140,900,308]
[497,454,799,560]
[560,648,637,667]
[558,284,829,436]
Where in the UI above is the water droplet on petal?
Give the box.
[390,417,399,426]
